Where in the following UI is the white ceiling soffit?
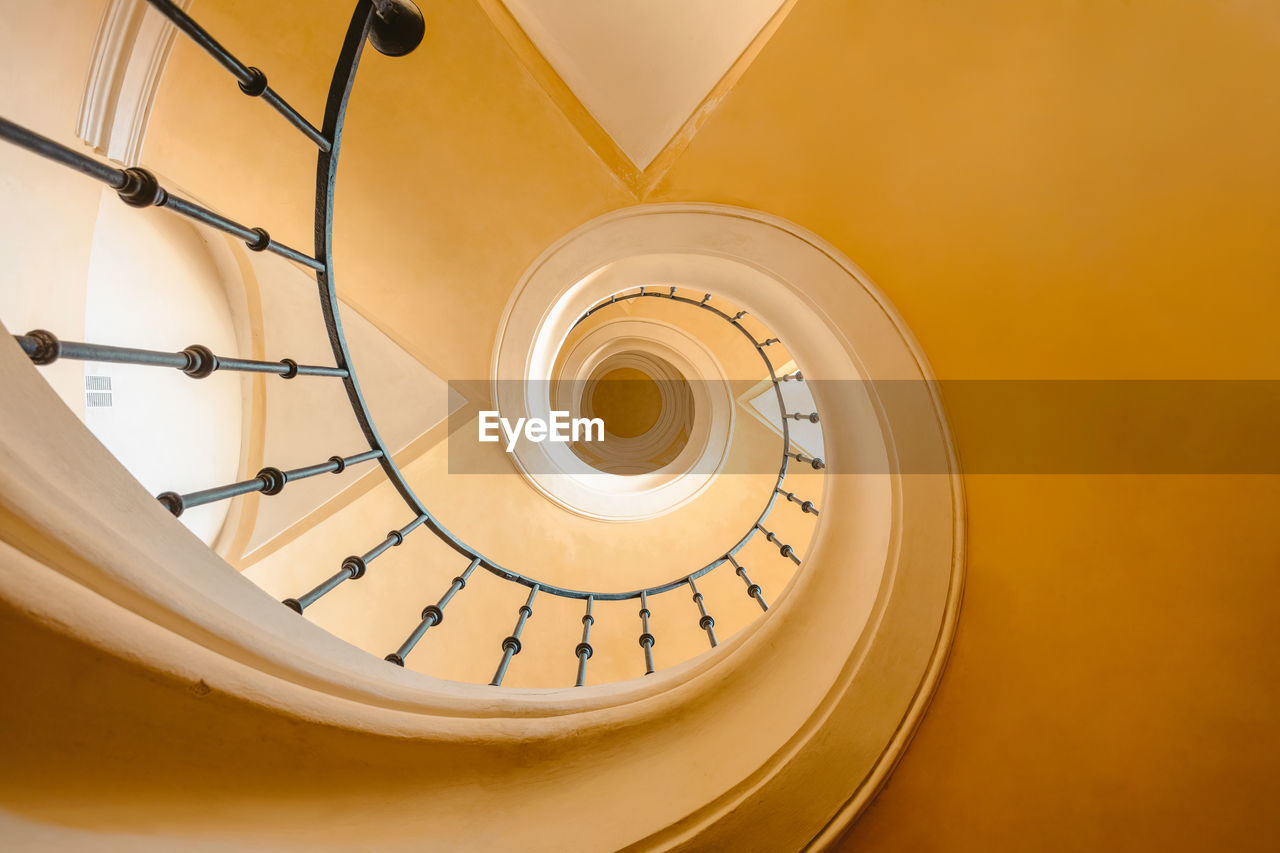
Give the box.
[501,0,786,170]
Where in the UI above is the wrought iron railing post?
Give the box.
[143,0,331,148]
[776,487,820,516]
[688,577,718,648]
[490,584,539,686]
[156,450,381,516]
[639,590,656,675]
[786,450,825,470]
[14,331,349,379]
[574,595,595,687]
[726,555,769,611]
[282,514,426,613]
[0,121,322,269]
[755,523,803,566]
[385,557,481,666]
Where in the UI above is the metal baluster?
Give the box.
[491,584,540,686]
[726,554,769,611]
[0,118,322,270]
[574,595,595,687]
[143,0,330,149]
[14,330,348,379]
[0,115,124,184]
[639,590,656,675]
[157,449,381,516]
[785,411,820,423]
[786,450,826,470]
[755,523,803,566]
[760,338,780,347]
[688,577,718,648]
[779,370,804,382]
[384,557,481,666]
[282,514,426,613]
[148,188,322,269]
[775,487,820,516]
[732,310,748,321]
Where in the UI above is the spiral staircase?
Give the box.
[0,1,964,849]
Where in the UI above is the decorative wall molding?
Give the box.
[77,0,189,165]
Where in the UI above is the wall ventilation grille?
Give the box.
[86,375,113,408]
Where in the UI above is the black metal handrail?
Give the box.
[1,0,823,687]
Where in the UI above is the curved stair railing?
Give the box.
[0,0,824,687]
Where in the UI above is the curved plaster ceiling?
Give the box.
[500,0,789,170]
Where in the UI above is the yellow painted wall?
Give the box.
[652,0,1280,380]
[3,0,1278,847]
[143,0,1280,840]
[638,0,1280,848]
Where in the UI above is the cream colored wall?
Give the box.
[82,191,243,545]
[232,251,461,558]
[0,0,248,547]
[0,0,464,561]
[0,0,111,414]
[630,0,1280,848]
